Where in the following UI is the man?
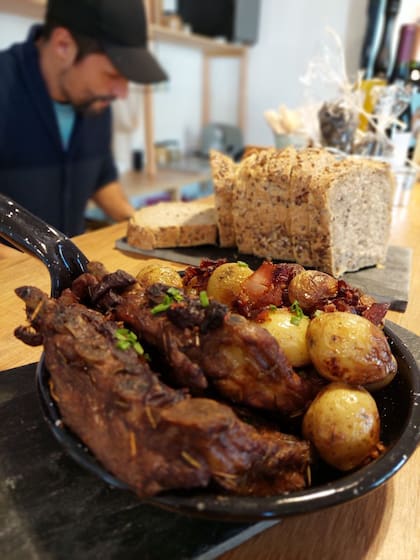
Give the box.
[0,0,167,246]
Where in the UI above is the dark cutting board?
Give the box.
[0,366,275,560]
[115,240,412,313]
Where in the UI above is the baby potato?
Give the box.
[302,382,380,471]
[207,262,253,306]
[136,260,183,290]
[288,270,338,312]
[259,308,311,367]
[306,311,397,387]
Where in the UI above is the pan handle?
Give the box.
[0,194,89,296]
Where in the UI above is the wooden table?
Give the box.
[0,185,419,559]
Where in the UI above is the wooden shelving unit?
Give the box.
[24,0,248,196]
[143,0,249,181]
[150,23,247,56]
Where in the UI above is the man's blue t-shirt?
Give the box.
[0,26,118,237]
[53,102,76,150]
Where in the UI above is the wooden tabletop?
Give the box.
[1,185,419,559]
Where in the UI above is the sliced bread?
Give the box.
[288,147,337,266]
[309,157,393,276]
[232,147,296,260]
[127,199,218,250]
[210,148,393,277]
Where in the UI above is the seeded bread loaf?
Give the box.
[210,148,394,277]
[127,199,217,250]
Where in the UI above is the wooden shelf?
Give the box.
[149,24,247,57]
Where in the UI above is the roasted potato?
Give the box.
[207,262,253,306]
[306,311,397,387]
[302,382,381,471]
[288,270,338,312]
[259,308,311,367]
[136,260,183,290]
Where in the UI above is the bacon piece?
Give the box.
[235,262,304,319]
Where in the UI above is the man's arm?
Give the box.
[91,181,135,222]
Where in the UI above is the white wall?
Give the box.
[244,0,368,146]
[1,0,419,169]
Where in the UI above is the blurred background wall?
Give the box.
[0,0,418,172]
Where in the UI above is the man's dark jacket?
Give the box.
[0,26,117,237]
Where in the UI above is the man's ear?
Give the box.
[49,27,78,66]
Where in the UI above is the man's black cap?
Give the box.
[46,0,168,84]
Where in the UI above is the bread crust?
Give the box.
[127,200,218,250]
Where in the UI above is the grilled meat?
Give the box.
[15,285,311,497]
[62,267,321,415]
[112,283,320,416]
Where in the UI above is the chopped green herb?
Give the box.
[115,328,131,340]
[151,288,184,314]
[133,341,145,355]
[199,290,209,307]
[167,287,184,302]
[116,340,131,351]
[114,328,145,356]
[290,300,306,326]
[151,301,171,314]
[269,304,277,312]
[237,261,248,267]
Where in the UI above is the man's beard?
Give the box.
[72,95,116,115]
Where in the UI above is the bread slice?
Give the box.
[288,147,337,266]
[127,199,218,250]
[210,150,237,247]
[232,147,296,260]
[309,157,393,276]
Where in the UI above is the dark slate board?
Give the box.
[0,364,276,560]
[115,240,412,313]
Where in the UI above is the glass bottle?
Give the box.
[373,0,401,80]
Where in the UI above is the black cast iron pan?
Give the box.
[1,193,419,522]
